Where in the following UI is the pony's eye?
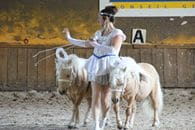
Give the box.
[117,79,123,86]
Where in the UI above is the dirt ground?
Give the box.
[0,88,194,130]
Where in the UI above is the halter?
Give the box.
[110,71,139,97]
[57,66,76,87]
[110,73,127,95]
[58,78,72,83]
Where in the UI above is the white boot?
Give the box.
[92,121,102,130]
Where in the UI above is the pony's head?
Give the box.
[55,48,76,95]
[57,58,76,94]
[56,48,88,95]
[109,64,127,104]
[109,57,140,104]
[57,64,76,95]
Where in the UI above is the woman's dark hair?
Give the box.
[100,5,118,23]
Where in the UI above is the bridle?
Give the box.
[58,66,76,87]
[110,73,127,96]
[110,72,139,97]
[58,78,72,86]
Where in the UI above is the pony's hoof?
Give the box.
[68,122,75,129]
[117,126,123,129]
[105,121,109,126]
[68,125,74,129]
[83,121,88,127]
[68,125,79,129]
[124,124,131,130]
[152,123,159,127]
[117,121,123,129]
[152,121,160,127]
[74,124,79,129]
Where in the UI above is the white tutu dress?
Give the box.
[85,28,126,83]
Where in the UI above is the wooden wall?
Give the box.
[0,44,194,91]
[120,44,195,88]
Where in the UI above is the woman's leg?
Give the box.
[91,82,101,130]
[100,85,111,128]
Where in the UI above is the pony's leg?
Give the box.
[100,85,111,129]
[68,104,76,129]
[71,105,79,129]
[83,97,92,126]
[124,97,135,129]
[91,82,101,130]
[129,101,136,128]
[150,93,160,127]
[113,100,123,129]
[68,96,80,129]
[74,102,82,128]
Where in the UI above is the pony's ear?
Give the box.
[109,64,115,71]
[139,73,147,82]
[122,66,127,72]
[67,58,72,65]
[110,59,121,70]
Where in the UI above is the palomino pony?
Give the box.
[109,57,163,129]
[55,48,92,129]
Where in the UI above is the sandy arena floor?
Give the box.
[0,89,194,130]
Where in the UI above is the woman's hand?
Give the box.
[88,40,100,47]
[62,28,70,39]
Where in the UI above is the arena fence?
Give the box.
[0,44,194,91]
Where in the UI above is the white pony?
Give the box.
[109,57,163,129]
[55,48,92,129]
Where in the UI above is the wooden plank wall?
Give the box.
[120,44,195,88]
[0,45,57,91]
[0,44,194,91]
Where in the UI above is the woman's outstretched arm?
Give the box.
[63,28,88,47]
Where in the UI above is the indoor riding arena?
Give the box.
[0,0,195,130]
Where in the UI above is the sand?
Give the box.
[0,89,194,130]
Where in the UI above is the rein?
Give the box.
[33,44,74,66]
[33,44,72,58]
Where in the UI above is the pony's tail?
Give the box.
[155,79,163,115]
[142,77,163,118]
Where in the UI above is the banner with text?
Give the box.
[100,0,195,17]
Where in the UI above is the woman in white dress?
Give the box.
[63,5,126,130]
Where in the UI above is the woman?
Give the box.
[63,5,126,130]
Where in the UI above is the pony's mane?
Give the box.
[68,54,88,70]
[67,54,88,84]
[55,53,88,85]
[120,57,141,73]
[119,57,151,82]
